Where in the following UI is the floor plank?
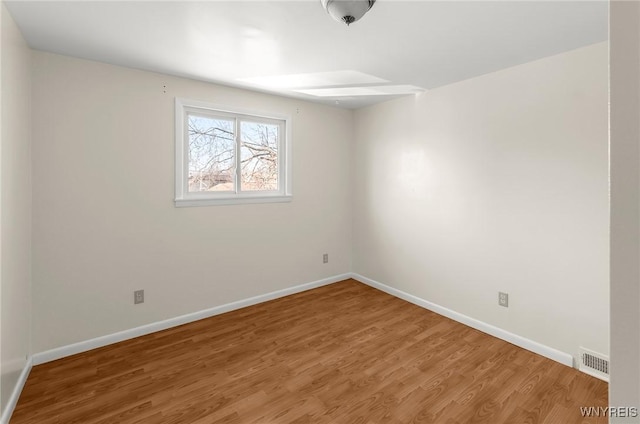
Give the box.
[11,279,608,423]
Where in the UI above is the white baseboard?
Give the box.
[33,273,351,366]
[349,272,574,368]
[0,357,33,424]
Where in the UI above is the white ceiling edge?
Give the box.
[4,0,608,109]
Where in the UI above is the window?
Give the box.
[175,98,292,206]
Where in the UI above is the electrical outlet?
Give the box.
[499,292,509,308]
[323,253,329,264]
[134,290,144,304]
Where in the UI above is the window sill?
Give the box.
[175,195,292,207]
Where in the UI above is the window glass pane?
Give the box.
[240,121,279,191]
[188,114,235,192]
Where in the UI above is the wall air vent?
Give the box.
[579,347,609,382]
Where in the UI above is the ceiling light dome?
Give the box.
[321,0,376,26]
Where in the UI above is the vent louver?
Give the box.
[579,347,609,382]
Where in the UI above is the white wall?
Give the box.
[0,2,31,414]
[352,43,609,362]
[31,52,352,353]
[610,1,640,421]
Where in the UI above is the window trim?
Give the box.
[175,98,292,207]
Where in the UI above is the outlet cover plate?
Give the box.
[134,290,144,304]
[499,292,509,307]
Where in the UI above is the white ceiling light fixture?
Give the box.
[321,0,376,26]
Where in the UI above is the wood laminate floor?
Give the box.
[11,279,607,423]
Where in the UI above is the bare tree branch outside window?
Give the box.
[240,121,278,191]
[188,114,279,193]
[188,115,235,192]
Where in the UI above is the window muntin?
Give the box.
[175,99,291,206]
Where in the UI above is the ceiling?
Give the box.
[5,1,608,109]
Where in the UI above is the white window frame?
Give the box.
[175,98,292,207]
